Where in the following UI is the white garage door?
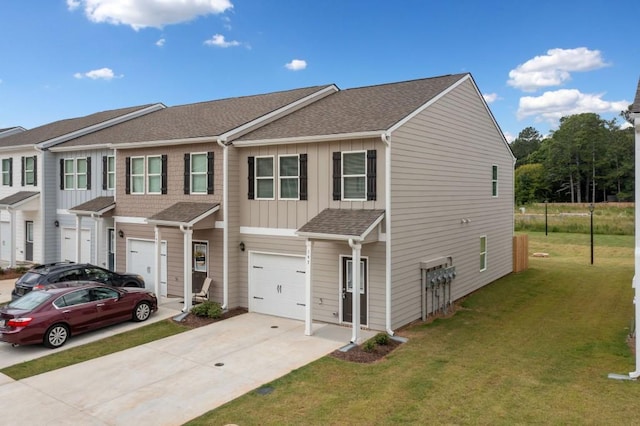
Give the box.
[61,228,91,263]
[127,239,167,296]
[249,253,306,320]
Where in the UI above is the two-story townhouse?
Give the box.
[0,104,164,267]
[59,85,337,306]
[232,73,515,341]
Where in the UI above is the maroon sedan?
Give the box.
[0,282,157,348]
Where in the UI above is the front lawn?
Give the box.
[188,232,640,425]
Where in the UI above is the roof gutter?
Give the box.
[381,132,394,337]
[217,138,229,310]
[233,131,384,147]
[109,135,220,150]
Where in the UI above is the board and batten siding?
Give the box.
[41,149,59,263]
[389,78,514,329]
[55,149,114,209]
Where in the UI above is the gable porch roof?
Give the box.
[0,191,40,210]
[68,196,115,216]
[146,202,220,227]
[296,208,385,241]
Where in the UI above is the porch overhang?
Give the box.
[0,191,40,211]
[68,196,115,216]
[296,208,385,242]
[146,202,220,228]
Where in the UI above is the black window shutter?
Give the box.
[86,157,91,190]
[125,157,131,194]
[21,156,24,186]
[161,155,168,194]
[247,156,255,200]
[366,149,377,201]
[8,158,12,187]
[299,154,307,201]
[332,152,341,201]
[59,159,64,190]
[184,154,190,194]
[207,152,214,194]
[102,156,108,190]
[33,156,37,186]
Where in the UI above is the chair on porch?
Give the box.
[193,277,212,304]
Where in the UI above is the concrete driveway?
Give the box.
[0,312,369,425]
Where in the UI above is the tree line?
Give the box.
[512,111,634,205]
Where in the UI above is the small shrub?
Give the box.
[362,340,376,353]
[15,266,28,274]
[190,301,223,319]
[374,333,390,346]
[0,267,4,275]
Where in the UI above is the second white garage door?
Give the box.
[249,253,306,321]
[127,239,167,296]
[61,228,91,263]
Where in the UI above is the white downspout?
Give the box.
[348,238,362,343]
[92,213,101,267]
[305,239,313,336]
[216,139,229,309]
[630,112,640,379]
[381,133,394,336]
[9,208,16,268]
[180,224,193,312]
[75,215,82,263]
[154,226,162,300]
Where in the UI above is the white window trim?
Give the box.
[76,158,87,190]
[107,155,115,190]
[492,164,498,197]
[146,155,162,195]
[24,156,35,186]
[64,158,75,190]
[255,155,275,200]
[342,150,367,201]
[1,159,10,186]
[278,154,300,201]
[130,156,145,195]
[480,235,487,272]
[190,152,208,195]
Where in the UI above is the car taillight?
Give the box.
[7,317,33,327]
[33,284,45,290]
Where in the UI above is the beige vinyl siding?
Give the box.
[226,147,242,308]
[389,78,514,329]
[238,138,386,229]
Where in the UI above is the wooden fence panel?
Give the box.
[513,234,529,273]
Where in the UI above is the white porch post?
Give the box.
[75,215,82,263]
[305,239,314,336]
[94,217,103,266]
[350,239,362,343]
[9,209,15,267]
[182,227,193,312]
[155,226,162,299]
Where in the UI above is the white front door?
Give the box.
[127,239,167,296]
[249,253,306,320]
[61,228,91,263]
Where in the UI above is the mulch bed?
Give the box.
[329,338,403,363]
[173,307,248,328]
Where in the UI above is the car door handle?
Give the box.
[63,310,71,313]
[97,303,105,307]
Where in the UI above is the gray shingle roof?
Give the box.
[238,74,468,141]
[297,208,385,240]
[0,191,39,207]
[147,202,220,226]
[69,196,115,215]
[632,78,640,113]
[0,104,157,148]
[57,85,334,147]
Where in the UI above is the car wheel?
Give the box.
[133,301,152,322]
[44,324,69,348]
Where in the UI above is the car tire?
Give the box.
[44,324,69,349]
[133,301,152,322]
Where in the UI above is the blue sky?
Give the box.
[1,0,638,141]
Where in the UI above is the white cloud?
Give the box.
[204,34,241,48]
[68,0,233,30]
[508,47,608,92]
[156,38,166,47]
[503,131,515,143]
[517,89,629,125]
[483,93,499,103]
[285,59,307,71]
[74,67,122,80]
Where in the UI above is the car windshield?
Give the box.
[17,272,44,285]
[8,290,53,310]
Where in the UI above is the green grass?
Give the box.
[187,232,640,425]
[0,319,190,380]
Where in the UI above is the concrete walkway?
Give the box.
[0,312,370,425]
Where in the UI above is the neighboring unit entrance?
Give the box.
[25,221,33,261]
[107,228,115,270]
[192,241,208,293]
[249,253,306,320]
[61,228,91,263]
[126,239,168,296]
[341,257,367,326]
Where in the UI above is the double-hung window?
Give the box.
[64,159,75,189]
[342,151,366,200]
[2,158,12,186]
[480,235,487,271]
[190,153,207,194]
[147,156,162,194]
[23,156,36,186]
[492,165,498,197]
[256,156,274,200]
[76,158,88,189]
[106,155,115,190]
[130,157,145,194]
[279,155,299,200]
